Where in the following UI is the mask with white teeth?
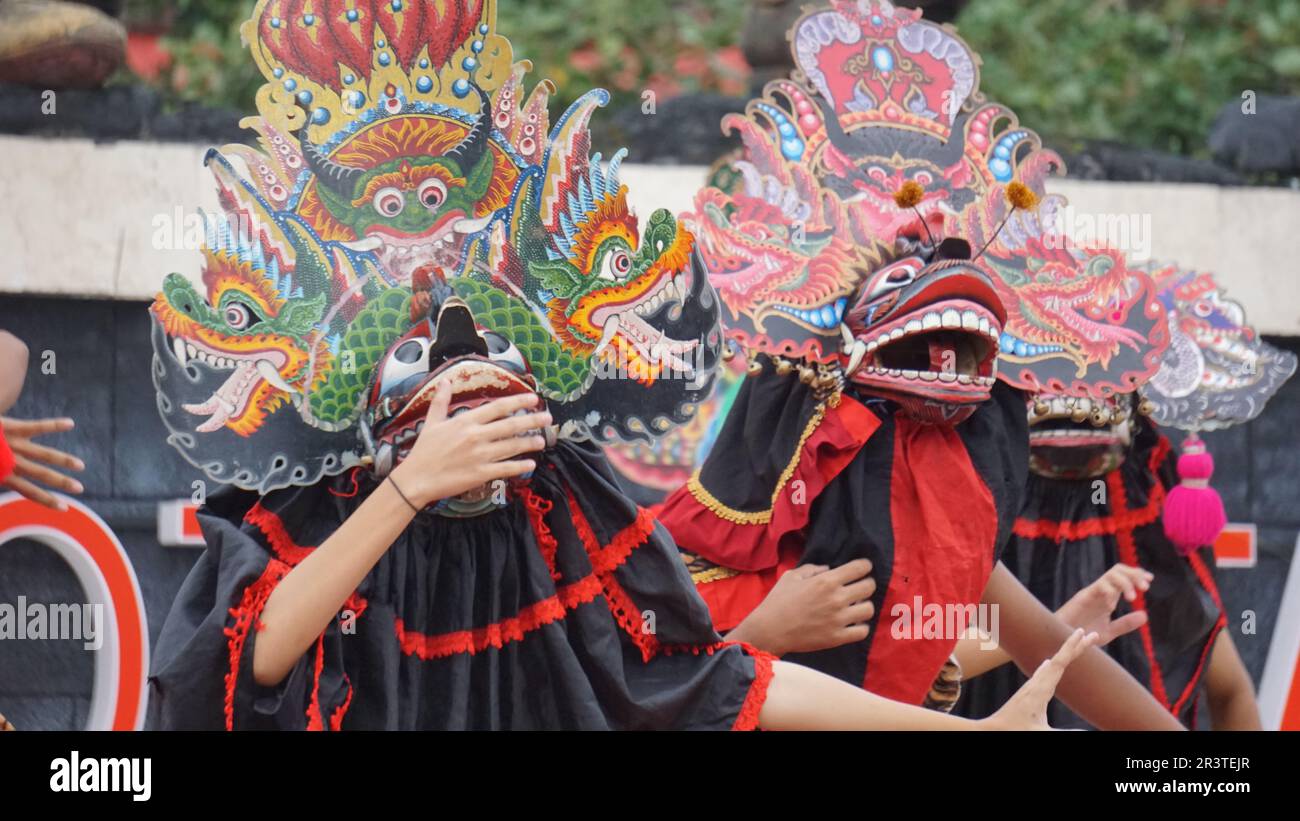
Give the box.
[362,281,545,517]
[1026,393,1138,479]
[841,238,1006,425]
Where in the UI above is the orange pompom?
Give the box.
[1005,181,1039,211]
[893,180,925,209]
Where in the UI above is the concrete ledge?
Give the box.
[3,135,1298,334]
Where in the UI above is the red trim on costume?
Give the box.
[655,639,776,730]
[1013,482,1166,541]
[234,505,369,729]
[1110,463,1224,719]
[658,395,880,573]
[566,490,660,661]
[1110,470,1172,707]
[393,574,604,660]
[0,421,15,482]
[732,642,776,731]
[519,488,561,581]
[327,467,363,498]
[223,557,291,731]
[394,493,660,662]
[305,633,326,731]
[1013,438,1172,542]
[1177,550,1229,719]
[329,674,354,731]
[244,502,315,565]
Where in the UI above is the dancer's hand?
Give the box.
[729,559,876,656]
[983,628,1099,730]
[391,381,550,508]
[1,417,84,511]
[1058,564,1151,646]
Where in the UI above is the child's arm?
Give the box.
[1204,630,1261,730]
[982,562,1184,729]
[955,563,1151,679]
[252,383,549,687]
[760,627,1098,730]
[0,331,29,413]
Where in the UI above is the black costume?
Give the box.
[149,442,773,730]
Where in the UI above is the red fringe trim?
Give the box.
[391,494,658,663]
[305,633,326,731]
[520,488,561,581]
[1110,470,1172,708]
[0,423,15,483]
[223,558,291,731]
[1110,462,1223,719]
[394,574,606,660]
[730,641,776,731]
[1013,469,1167,542]
[565,490,661,661]
[236,505,369,730]
[244,502,316,565]
[329,674,353,731]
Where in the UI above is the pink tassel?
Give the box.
[1162,435,1227,556]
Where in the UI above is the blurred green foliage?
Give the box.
[132,0,748,114]
[127,0,1300,157]
[953,0,1300,155]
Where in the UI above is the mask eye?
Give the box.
[484,331,528,375]
[224,301,255,331]
[866,259,920,300]
[597,249,632,282]
[1193,300,1213,318]
[378,337,430,398]
[372,186,405,218]
[394,340,425,364]
[417,178,447,210]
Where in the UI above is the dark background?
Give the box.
[0,294,1297,729]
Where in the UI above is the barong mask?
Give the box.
[1143,265,1296,431]
[842,239,1005,424]
[150,0,721,494]
[362,272,541,515]
[1026,393,1135,480]
[687,1,1062,424]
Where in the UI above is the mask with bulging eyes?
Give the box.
[842,238,1006,425]
[362,293,543,517]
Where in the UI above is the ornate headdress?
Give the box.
[150,0,721,495]
[1140,264,1296,553]
[688,1,1168,428]
[1143,264,1296,430]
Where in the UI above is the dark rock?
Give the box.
[598,93,746,166]
[0,82,247,144]
[1209,94,1300,176]
[1057,139,1245,185]
[0,82,157,140]
[148,101,247,145]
